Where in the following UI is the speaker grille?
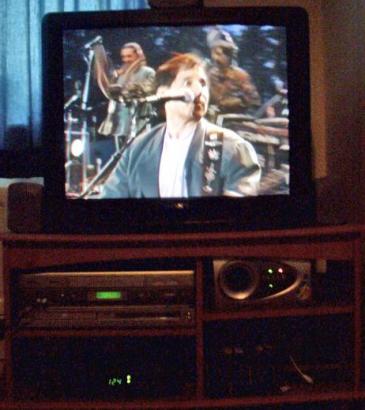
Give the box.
[7,183,43,233]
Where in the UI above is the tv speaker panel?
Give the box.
[213,259,311,310]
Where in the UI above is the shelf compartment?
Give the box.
[12,336,196,401]
[204,316,354,399]
[203,258,355,319]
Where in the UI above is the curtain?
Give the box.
[0,0,149,150]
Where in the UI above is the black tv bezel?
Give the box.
[42,6,315,234]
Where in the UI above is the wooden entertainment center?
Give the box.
[0,224,364,409]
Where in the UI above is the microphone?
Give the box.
[135,89,195,104]
[64,94,79,110]
[64,81,82,110]
[84,35,102,49]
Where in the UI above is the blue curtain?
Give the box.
[0,0,149,149]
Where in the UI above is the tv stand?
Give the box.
[0,224,364,409]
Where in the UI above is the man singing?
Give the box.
[99,53,261,198]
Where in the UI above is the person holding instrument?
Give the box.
[206,27,261,117]
[99,53,261,198]
[94,41,156,148]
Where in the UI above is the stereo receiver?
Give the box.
[18,269,195,329]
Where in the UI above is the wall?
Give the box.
[317,0,364,223]
[205,0,364,224]
[362,0,365,224]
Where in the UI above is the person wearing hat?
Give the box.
[206,27,261,117]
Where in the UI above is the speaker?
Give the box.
[213,259,311,310]
[7,182,43,233]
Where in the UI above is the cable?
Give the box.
[289,355,314,384]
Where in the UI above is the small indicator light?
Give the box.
[278,268,284,274]
[268,268,274,275]
[126,374,132,385]
[269,283,274,289]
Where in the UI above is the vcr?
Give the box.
[18,270,195,329]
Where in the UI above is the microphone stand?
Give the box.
[79,48,95,191]
[78,100,147,199]
[77,136,135,199]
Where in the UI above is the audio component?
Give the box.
[14,337,195,400]
[213,259,311,310]
[7,182,43,233]
[18,269,194,328]
[18,305,194,329]
[207,340,313,397]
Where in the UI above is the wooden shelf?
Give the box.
[203,304,354,321]
[0,225,363,408]
[0,387,356,410]
[12,327,196,338]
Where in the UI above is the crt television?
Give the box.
[42,6,315,234]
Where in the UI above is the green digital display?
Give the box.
[96,291,122,300]
[108,374,133,387]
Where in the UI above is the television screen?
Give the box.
[63,22,288,199]
[42,7,315,233]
